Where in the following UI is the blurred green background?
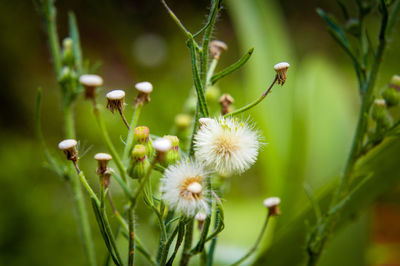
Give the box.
[1,0,399,265]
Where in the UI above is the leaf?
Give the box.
[210,48,254,85]
[253,136,400,265]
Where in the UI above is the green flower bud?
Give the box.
[382,87,399,107]
[62,37,74,66]
[371,98,387,122]
[205,86,221,103]
[134,126,153,157]
[345,19,360,37]
[390,75,400,88]
[163,135,180,166]
[175,113,191,130]
[58,67,72,83]
[128,145,150,179]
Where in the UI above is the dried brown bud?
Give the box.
[94,153,112,175]
[134,81,153,106]
[263,197,281,216]
[106,90,126,113]
[79,74,103,100]
[219,94,234,115]
[209,40,228,59]
[274,62,290,85]
[58,139,78,162]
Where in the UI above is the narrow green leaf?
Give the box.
[68,12,83,74]
[210,48,254,85]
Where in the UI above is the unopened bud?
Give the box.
[62,37,74,66]
[58,139,78,161]
[205,86,221,103]
[134,81,153,106]
[79,74,104,100]
[134,126,153,156]
[128,145,149,179]
[345,19,360,37]
[153,138,172,162]
[58,67,72,84]
[106,90,125,113]
[102,169,112,188]
[209,40,228,59]
[195,212,207,230]
[371,98,387,122]
[94,153,112,175]
[382,87,400,107]
[263,197,281,216]
[389,75,400,90]
[175,113,191,130]
[219,94,234,115]
[274,62,290,85]
[163,135,180,166]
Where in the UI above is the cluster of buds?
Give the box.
[62,37,74,66]
[219,93,234,115]
[134,81,153,106]
[382,75,400,107]
[371,98,388,124]
[163,135,180,166]
[274,62,290,85]
[133,126,153,157]
[263,197,281,216]
[209,40,228,60]
[128,145,150,179]
[94,153,112,188]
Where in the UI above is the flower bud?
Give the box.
[389,75,400,90]
[195,212,207,230]
[58,66,72,84]
[134,81,153,106]
[382,87,399,107]
[274,62,290,85]
[205,85,221,103]
[94,153,112,175]
[128,145,150,179]
[58,139,78,161]
[175,113,191,131]
[209,40,228,59]
[345,19,360,37]
[163,135,180,166]
[371,98,387,122]
[153,138,172,162]
[106,90,125,113]
[102,169,112,188]
[79,74,104,100]
[263,197,281,216]
[219,94,234,115]
[62,37,74,66]
[133,126,153,156]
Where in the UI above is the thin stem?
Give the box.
[128,204,135,266]
[93,106,128,182]
[230,213,271,266]
[63,103,76,139]
[123,104,143,164]
[43,0,61,75]
[161,0,191,37]
[180,219,194,266]
[118,108,130,130]
[224,75,278,117]
[206,58,218,86]
[132,158,157,207]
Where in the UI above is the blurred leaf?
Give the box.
[254,136,400,265]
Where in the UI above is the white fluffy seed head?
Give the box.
[94,153,112,161]
[194,117,261,175]
[274,62,290,71]
[199,117,213,126]
[161,159,209,217]
[135,81,153,93]
[58,139,77,150]
[79,74,103,87]
[263,197,281,208]
[153,138,172,153]
[106,90,125,100]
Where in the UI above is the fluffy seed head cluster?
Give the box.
[274,62,290,85]
[194,117,260,175]
[161,159,209,216]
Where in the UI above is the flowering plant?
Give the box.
[34,0,400,265]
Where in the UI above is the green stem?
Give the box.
[179,219,194,266]
[128,204,135,266]
[44,0,61,75]
[69,166,97,266]
[132,158,156,207]
[123,104,143,164]
[63,103,76,139]
[224,75,278,117]
[230,213,270,266]
[93,106,128,182]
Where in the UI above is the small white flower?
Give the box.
[194,117,260,175]
[161,159,209,217]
